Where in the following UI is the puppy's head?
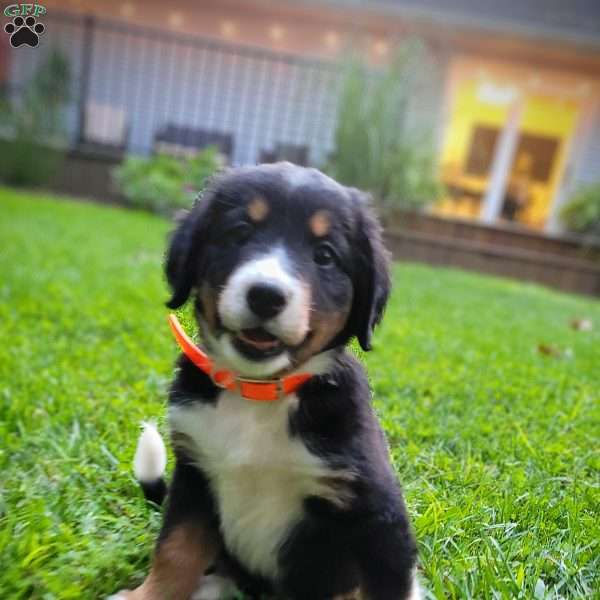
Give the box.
[166,163,390,378]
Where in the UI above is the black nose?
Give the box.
[246,283,287,320]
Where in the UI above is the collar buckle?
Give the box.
[237,376,285,401]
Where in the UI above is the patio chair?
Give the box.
[80,101,129,157]
[260,143,309,166]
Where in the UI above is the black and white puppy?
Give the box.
[113,163,419,600]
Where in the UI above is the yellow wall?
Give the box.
[520,95,578,226]
[441,80,508,171]
[438,59,587,228]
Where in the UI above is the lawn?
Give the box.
[0,187,599,599]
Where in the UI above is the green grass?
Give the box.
[0,187,599,599]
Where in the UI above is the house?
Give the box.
[2,0,600,234]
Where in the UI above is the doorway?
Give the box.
[437,60,581,229]
[464,126,560,225]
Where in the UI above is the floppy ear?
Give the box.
[165,190,216,309]
[346,189,391,351]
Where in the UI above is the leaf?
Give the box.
[569,318,593,331]
[537,344,561,357]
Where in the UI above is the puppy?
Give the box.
[113,163,419,600]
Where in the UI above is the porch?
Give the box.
[5,10,341,168]
[3,7,600,296]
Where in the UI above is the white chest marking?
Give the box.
[169,392,342,579]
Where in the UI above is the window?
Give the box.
[465,125,559,183]
[465,125,499,177]
[517,133,559,183]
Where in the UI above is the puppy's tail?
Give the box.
[133,422,168,506]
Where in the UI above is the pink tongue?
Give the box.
[239,328,280,349]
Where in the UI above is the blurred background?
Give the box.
[1,0,600,295]
[1,4,599,596]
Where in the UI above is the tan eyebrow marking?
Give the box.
[309,210,331,237]
[247,196,269,222]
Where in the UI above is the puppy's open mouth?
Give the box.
[233,327,285,360]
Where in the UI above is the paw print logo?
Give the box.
[4,16,45,48]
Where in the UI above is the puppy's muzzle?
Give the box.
[218,251,311,349]
[246,283,288,320]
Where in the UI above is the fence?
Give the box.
[6,10,342,167]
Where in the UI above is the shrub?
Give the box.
[0,49,71,186]
[560,183,600,236]
[113,148,221,215]
[327,41,443,214]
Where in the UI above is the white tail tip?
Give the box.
[133,421,167,482]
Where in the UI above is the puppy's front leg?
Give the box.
[115,522,218,600]
[356,518,419,600]
[113,458,222,600]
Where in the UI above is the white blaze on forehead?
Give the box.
[218,249,311,346]
[280,163,346,193]
[284,165,315,189]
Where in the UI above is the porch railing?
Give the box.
[6,10,342,167]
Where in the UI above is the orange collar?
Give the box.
[168,314,311,402]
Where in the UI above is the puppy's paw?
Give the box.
[106,591,132,600]
[408,571,423,600]
[191,574,239,600]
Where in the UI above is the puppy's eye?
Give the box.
[224,223,253,246]
[313,242,337,267]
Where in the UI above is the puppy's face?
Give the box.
[166,163,390,378]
